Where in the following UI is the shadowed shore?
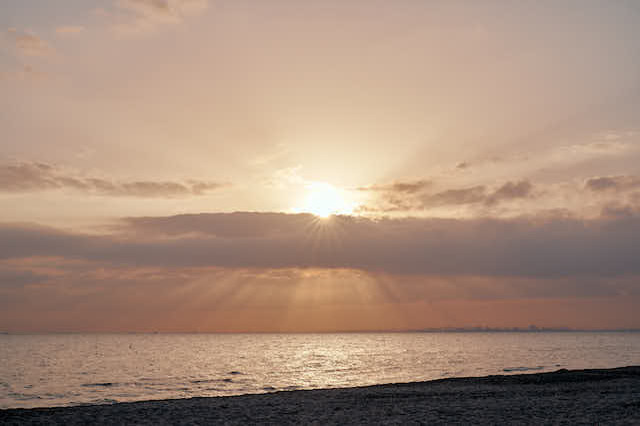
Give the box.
[2,366,639,425]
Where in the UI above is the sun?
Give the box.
[297,182,354,218]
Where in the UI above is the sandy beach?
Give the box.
[2,366,639,425]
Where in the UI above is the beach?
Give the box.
[2,366,639,424]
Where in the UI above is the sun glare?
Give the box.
[297,182,354,218]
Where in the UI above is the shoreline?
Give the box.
[2,366,640,424]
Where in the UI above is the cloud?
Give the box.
[266,165,304,188]
[358,180,431,194]
[361,179,535,212]
[113,0,209,33]
[356,180,432,211]
[0,162,226,198]
[585,175,640,192]
[0,65,46,81]
[600,203,639,219]
[55,26,85,35]
[2,212,639,278]
[0,267,46,288]
[5,28,53,56]
[424,180,533,207]
[484,180,533,206]
[2,213,639,331]
[122,212,314,238]
[424,185,487,207]
[558,138,638,157]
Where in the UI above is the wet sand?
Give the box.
[2,366,639,425]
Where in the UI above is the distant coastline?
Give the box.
[1,328,640,334]
[409,326,640,333]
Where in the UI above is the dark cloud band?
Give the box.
[0,162,225,198]
[1,212,639,277]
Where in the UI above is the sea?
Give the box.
[2,332,640,409]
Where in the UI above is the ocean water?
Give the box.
[1,332,639,409]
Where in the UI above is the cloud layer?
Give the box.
[5,28,52,56]
[55,26,84,35]
[113,0,209,33]
[585,175,640,192]
[2,212,639,278]
[0,162,225,198]
[359,179,535,212]
[2,212,639,331]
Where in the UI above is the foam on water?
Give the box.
[1,332,640,409]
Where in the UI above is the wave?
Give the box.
[81,382,117,387]
[503,366,545,372]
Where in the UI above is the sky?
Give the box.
[1,0,640,332]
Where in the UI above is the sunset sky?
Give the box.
[1,0,640,332]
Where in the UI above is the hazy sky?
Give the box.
[1,0,639,331]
